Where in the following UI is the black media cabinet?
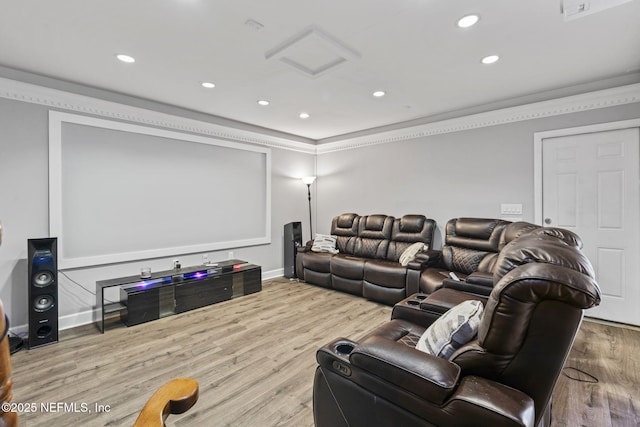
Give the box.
[96,259,261,332]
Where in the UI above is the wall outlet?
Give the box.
[202,253,210,265]
[173,259,181,269]
[228,251,234,260]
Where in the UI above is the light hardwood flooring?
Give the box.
[10,278,391,426]
[8,278,640,426]
[552,319,640,427]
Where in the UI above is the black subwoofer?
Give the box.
[27,237,58,348]
[284,222,302,278]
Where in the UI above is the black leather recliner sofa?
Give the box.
[413,217,510,294]
[312,227,601,427]
[412,218,545,297]
[296,213,436,305]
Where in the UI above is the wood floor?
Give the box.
[552,319,640,427]
[8,278,640,427]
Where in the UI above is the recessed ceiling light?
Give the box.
[116,54,135,63]
[299,112,310,119]
[373,91,386,97]
[257,100,270,106]
[457,14,479,28]
[481,55,500,64]
[201,82,216,89]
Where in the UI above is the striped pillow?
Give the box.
[311,234,339,254]
[416,300,483,359]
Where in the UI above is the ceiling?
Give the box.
[1,0,639,141]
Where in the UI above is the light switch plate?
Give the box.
[501,203,523,215]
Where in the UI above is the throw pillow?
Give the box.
[399,242,427,266]
[311,233,339,254]
[415,300,483,359]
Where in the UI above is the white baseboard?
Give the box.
[60,309,98,331]
[10,268,285,335]
[263,268,284,280]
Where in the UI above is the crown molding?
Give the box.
[0,76,317,155]
[2,76,639,156]
[317,83,640,154]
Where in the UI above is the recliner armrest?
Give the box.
[407,249,442,270]
[465,271,494,287]
[444,376,535,427]
[350,335,460,405]
[296,241,314,254]
[442,276,493,297]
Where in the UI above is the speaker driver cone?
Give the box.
[33,295,54,312]
[33,271,54,287]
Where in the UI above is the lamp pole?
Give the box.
[306,183,313,238]
[302,176,316,240]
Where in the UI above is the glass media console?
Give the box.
[96,259,261,332]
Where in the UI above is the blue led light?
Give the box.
[135,271,207,289]
[137,277,167,288]
[33,250,54,265]
[182,270,209,280]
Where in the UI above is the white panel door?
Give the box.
[542,127,640,325]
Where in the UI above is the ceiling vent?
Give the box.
[265,25,361,79]
[562,0,633,21]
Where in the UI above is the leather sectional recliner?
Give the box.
[312,226,602,427]
[412,218,546,297]
[298,214,549,305]
[296,213,436,305]
[416,217,510,294]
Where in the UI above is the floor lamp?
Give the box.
[302,176,316,239]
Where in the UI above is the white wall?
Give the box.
[0,93,315,332]
[1,70,639,335]
[315,103,640,248]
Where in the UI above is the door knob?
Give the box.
[544,218,552,224]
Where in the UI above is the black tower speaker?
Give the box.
[27,237,59,349]
[283,222,302,278]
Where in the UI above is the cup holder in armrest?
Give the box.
[330,340,356,377]
[334,340,356,356]
[402,293,428,306]
[317,338,357,375]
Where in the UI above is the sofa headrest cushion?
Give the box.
[362,215,389,232]
[336,213,358,228]
[452,218,504,240]
[498,221,541,249]
[399,215,426,233]
[493,233,595,284]
[527,227,583,249]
